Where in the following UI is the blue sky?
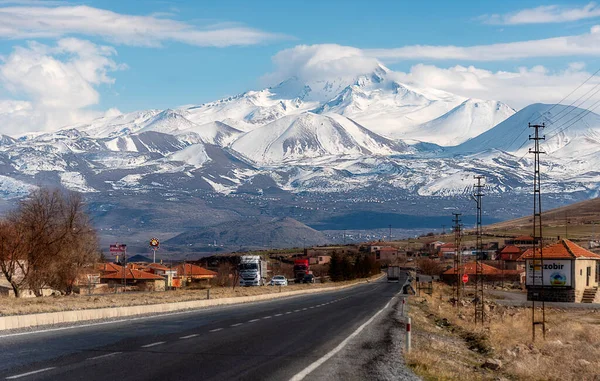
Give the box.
[1,0,600,134]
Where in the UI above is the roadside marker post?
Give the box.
[401,298,405,316]
[405,316,412,353]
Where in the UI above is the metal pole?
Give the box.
[529,122,546,341]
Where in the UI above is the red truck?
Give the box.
[293,259,311,283]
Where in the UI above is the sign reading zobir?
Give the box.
[526,259,572,287]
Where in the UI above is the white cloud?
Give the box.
[365,25,600,61]
[0,5,286,47]
[0,38,123,135]
[263,44,381,85]
[392,63,600,109]
[480,2,600,25]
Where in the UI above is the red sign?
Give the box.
[109,243,127,254]
[462,274,469,283]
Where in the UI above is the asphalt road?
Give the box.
[0,276,408,381]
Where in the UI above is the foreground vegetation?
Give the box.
[405,283,600,381]
[0,188,98,297]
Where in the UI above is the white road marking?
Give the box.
[285,312,292,314]
[293,310,300,312]
[262,316,272,319]
[309,306,314,309]
[209,328,223,332]
[179,334,198,339]
[0,306,214,339]
[6,368,56,379]
[302,308,307,311]
[230,323,243,327]
[141,341,165,348]
[289,298,394,381]
[248,319,260,323]
[274,313,283,317]
[86,352,122,360]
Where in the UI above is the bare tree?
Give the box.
[0,219,28,297]
[0,188,99,297]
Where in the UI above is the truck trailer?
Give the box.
[387,266,401,282]
[239,255,268,286]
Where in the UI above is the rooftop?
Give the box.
[519,239,600,260]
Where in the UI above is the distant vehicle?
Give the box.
[387,266,401,282]
[238,255,268,286]
[301,274,315,284]
[293,259,310,283]
[269,275,288,286]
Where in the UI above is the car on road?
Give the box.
[269,275,288,286]
[301,274,315,284]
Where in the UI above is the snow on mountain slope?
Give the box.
[137,109,196,134]
[182,90,316,131]
[404,100,515,146]
[178,121,243,146]
[167,143,210,167]
[451,104,600,156]
[230,112,408,164]
[68,110,161,138]
[312,67,472,140]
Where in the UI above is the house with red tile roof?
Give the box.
[498,245,526,270]
[520,239,600,303]
[99,265,166,291]
[176,264,217,285]
[441,262,524,285]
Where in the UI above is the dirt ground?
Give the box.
[0,275,382,317]
[405,283,600,381]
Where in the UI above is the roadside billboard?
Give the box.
[526,259,572,287]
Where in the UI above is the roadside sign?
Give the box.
[150,237,160,248]
[109,243,127,255]
[462,274,469,283]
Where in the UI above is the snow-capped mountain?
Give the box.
[2,65,599,248]
[451,103,600,156]
[230,112,409,164]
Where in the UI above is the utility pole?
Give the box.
[452,213,462,306]
[472,176,485,325]
[530,123,546,341]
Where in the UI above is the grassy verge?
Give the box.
[405,283,600,380]
[0,274,383,316]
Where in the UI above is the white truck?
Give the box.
[387,266,401,282]
[238,255,268,286]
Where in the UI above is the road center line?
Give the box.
[86,352,122,360]
[293,310,300,312]
[6,367,56,379]
[141,341,165,348]
[289,297,394,381]
[274,313,283,317]
[209,328,223,332]
[248,319,260,323]
[179,334,198,339]
[230,323,243,327]
[285,311,292,314]
[262,316,272,319]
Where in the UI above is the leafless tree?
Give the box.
[0,188,99,297]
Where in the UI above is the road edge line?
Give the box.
[288,294,396,381]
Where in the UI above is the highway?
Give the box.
[0,276,409,381]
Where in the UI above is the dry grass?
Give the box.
[406,283,600,381]
[0,274,383,316]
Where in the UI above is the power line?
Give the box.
[530,67,600,124]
